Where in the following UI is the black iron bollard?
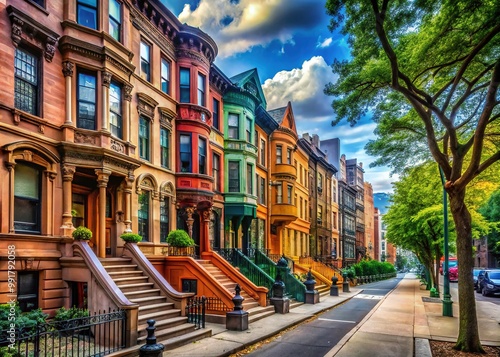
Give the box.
[304,269,319,304]
[304,269,316,291]
[226,284,249,330]
[342,274,350,293]
[139,320,164,357]
[330,276,339,296]
[271,273,290,314]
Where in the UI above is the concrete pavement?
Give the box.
[164,274,500,357]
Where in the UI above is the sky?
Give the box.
[162,0,397,193]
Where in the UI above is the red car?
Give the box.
[449,266,458,282]
[439,257,457,275]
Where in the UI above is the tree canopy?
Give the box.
[325,0,500,351]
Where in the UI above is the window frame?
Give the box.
[198,137,207,174]
[161,57,171,95]
[246,164,252,195]
[212,98,220,130]
[228,161,240,192]
[276,145,282,164]
[139,115,150,161]
[14,162,42,234]
[213,153,221,191]
[228,113,239,139]
[179,67,190,103]
[160,127,170,169]
[138,190,150,242]
[14,47,40,116]
[108,0,121,41]
[260,139,266,165]
[197,72,206,106]
[160,196,170,242]
[77,0,98,30]
[246,117,252,142]
[109,81,122,139]
[287,185,293,204]
[140,40,151,82]
[77,70,97,130]
[17,272,39,312]
[179,133,192,172]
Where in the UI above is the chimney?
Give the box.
[312,134,320,148]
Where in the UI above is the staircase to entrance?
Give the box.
[101,257,211,350]
[197,259,276,323]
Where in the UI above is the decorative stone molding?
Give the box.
[102,71,113,88]
[74,131,97,145]
[158,107,175,128]
[62,61,74,77]
[137,92,158,119]
[110,139,125,154]
[7,5,60,62]
[124,84,133,102]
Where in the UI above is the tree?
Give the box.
[480,189,500,264]
[383,163,451,292]
[325,0,500,352]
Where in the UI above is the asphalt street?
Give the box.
[245,277,402,357]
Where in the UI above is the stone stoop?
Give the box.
[197,259,260,311]
[100,257,211,351]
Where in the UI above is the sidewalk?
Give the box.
[164,274,500,357]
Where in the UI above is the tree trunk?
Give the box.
[448,189,484,352]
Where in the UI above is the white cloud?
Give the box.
[317,37,333,48]
[262,56,337,115]
[176,0,325,58]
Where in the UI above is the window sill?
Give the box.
[0,104,48,133]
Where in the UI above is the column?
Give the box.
[123,174,134,233]
[62,61,74,125]
[123,84,133,143]
[60,165,75,237]
[6,163,15,233]
[201,208,212,253]
[101,71,112,132]
[185,206,196,238]
[45,171,57,235]
[96,169,111,258]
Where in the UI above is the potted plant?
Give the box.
[72,226,92,241]
[120,233,142,243]
[165,229,195,256]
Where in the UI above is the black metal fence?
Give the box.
[185,296,206,329]
[0,309,126,357]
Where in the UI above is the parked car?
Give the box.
[449,266,458,282]
[476,269,487,293]
[439,257,457,275]
[480,270,500,296]
[473,268,484,290]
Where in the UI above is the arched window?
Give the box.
[136,174,158,242]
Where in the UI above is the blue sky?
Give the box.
[162,0,397,193]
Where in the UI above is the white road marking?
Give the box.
[318,318,356,323]
[353,294,384,300]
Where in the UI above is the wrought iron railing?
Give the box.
[255,250,305,302]
[213,248,234,264]
[0,309,126,356]
[163,245,196,258]
[186,296,206,329]
[203,297,233,313]
[232,249,274,298]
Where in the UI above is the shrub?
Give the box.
[72,226,92,240]
[54,306,89,321]
[166,229,194,247]
[0,303,47,334]
[120,233,142,243]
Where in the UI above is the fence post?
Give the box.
[139,320,164,357]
